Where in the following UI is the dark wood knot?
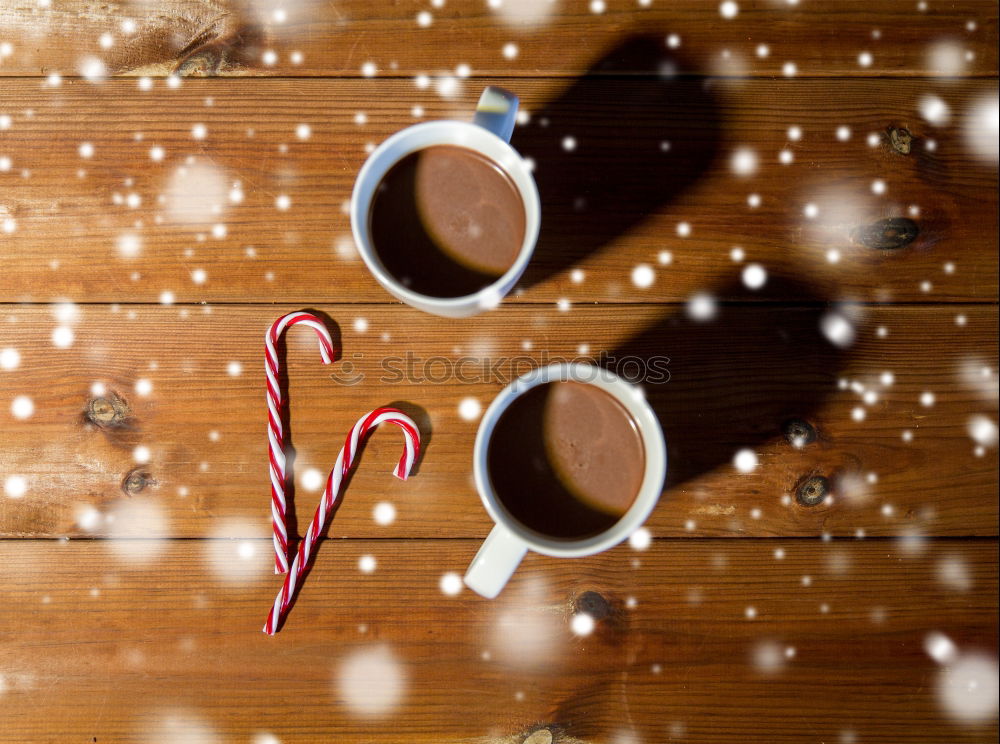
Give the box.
[889,127,912,155]
[851,217,919,250]
[122,467,152,496]
[796,475,830,506]
[173,17,263,76]
[86,393,131,429]
[574,590,612,621]
[176,47,226,76]
[783,418,817,446]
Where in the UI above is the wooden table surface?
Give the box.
[1,2,997,742]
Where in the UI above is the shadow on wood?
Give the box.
[605,278,849,496]
[513,35,721,289]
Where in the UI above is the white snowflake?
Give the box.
[0,348,20,370]
[742,263,767,289]
[458,397,482,421]
[733,449,758,472]
[79,57,106,82]
[4,475,27,498]
[629,527,652,550]
[571,612,596,635]
[631,264,655,288]
[336,645,407,717]
[730,147,758,176]
[373,502,396,525]
[719,1,739,19]
[51,326,74,348]
[967,415,998,447]
[919,95,951,125]
[687,293,716,321]
[439,573,463,595]
[301,468,324,492]
[820,313,854,347]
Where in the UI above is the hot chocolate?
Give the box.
[369,145,525,298]
[486,381,646,540]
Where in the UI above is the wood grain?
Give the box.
[1,2,996,743]
[1,78,996,304]
[1,304,996,539]
[0,1,996,77]
[1,539,995,743]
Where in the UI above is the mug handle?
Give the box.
[473,86,519,143]
[463,523,528,598]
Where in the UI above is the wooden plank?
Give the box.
[0,539,995,742]
[1,78,996,304]
[1,304,996,539]
[0,1,996,77]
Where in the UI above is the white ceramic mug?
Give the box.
[464,362,668,598]
[350,87,541,318]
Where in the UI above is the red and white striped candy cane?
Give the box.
[266,311,337,574]
[264,407,420,635]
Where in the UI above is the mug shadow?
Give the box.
[602,277,848,495]
[545,281,845,739]
[511,35,722,289]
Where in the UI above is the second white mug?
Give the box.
[464,362,668,599]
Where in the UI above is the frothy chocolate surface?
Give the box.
[369,145,525,298]
[487,381,645,540]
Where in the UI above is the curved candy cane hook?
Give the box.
[266,311,337,574]
[264,408,420,635]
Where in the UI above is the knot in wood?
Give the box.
[122,467,151,496]
[783,418,817,446]
[889,127,912,155]
[796,475,830,507]
[176,47,224,77]
[86,393,130,428]
[574,590,612,621]
[523,729,554,744]
[851,217,919,250]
